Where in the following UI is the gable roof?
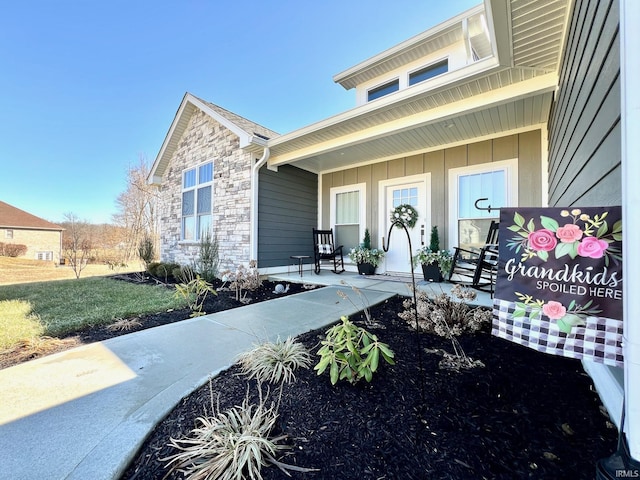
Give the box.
[0,201,64,231]
[148,93,279,184]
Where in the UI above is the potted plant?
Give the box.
[348,229,385,275]
[413,226,453,282]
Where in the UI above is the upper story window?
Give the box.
[182,161,213,241]
[367,79,400,102]
[409,59,448,86]
[5,229,13,239]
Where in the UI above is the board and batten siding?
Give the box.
[548,0,620,207]
[257,165,318,268]
[547,0,623,425]
[321,131,542,250]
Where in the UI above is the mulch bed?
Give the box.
[121,294,618,480]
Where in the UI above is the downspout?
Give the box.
[621,0,640,461]
[250,147,270,263]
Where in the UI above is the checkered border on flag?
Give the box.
[492,299,624,368]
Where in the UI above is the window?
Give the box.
[36,251,53,261]
[331,184,366,255]
[409,59,448,86]
[5,229,13,239]
[367,79,399,102]
[448,159,518,251]
[392,187,419,209]
[182,161,213,241]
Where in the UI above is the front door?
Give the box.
[380,175,430,274]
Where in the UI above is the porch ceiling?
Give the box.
[267,74,556,173]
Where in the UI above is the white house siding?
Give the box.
[320,130,542,250]
[547,0,623,425]
[158,108,252,271]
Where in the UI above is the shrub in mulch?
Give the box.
[122,295,617,480]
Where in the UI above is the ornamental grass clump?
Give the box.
[398,284,491,371]
[315,315,395,385]
[164,340,317,479]
[164,393,287,480]
[237,337,312,409]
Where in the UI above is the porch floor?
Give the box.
[268,269,493,309]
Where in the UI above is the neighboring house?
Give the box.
[150,0,638,460]
[0,201,64,263]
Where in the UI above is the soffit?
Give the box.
[269,89,553,173]
[268,66,552,166]
[510,0,570,72]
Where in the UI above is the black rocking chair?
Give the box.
[448,220,500,296]
[312,228,345,274]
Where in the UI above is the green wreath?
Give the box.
[390,204,418,229]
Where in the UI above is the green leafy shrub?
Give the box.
[147,262,180,282]
[315,316,395,385]
[146,262,161,276]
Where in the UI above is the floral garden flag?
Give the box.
[492,207,623,367]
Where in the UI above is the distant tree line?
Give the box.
[61,156,158,278]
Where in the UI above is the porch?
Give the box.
[268,270,493,309]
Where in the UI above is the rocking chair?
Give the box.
[448,220,500,296]
[312,228,345,274]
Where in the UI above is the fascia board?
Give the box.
[147,93,258,185]
[333,3,485,88]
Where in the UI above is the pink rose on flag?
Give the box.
[577,236,609,258]
[528,229,557,251]
[555,224,583,243]
[542,301,567,320]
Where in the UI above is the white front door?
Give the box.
[379,175,430,274]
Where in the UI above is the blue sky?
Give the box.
[0,0,479,224]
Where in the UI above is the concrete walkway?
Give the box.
[0,284,396,480]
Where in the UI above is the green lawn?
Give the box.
[0,277,187,348]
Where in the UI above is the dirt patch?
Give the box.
[121,295,618,480]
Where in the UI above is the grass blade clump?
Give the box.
[164,394,285,480]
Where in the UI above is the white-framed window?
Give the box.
[367,79,399,102]
[5,229,13,239]
[182,161,213,241]
[448,159,518,251]
[36,251,53,261]
[330,183,366,255]
[409,59,448,86]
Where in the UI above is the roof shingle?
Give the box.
[0,201,64,230]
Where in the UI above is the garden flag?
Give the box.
[492,207,623,367]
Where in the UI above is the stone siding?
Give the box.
[158,108,252,271]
